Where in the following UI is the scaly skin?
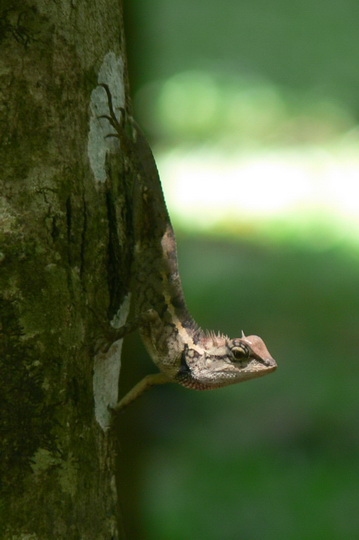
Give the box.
[99,84,277,411]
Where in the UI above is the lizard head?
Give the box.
[176,333,277,390]
[227,334,277,374]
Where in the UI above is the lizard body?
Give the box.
[99,84,277,410]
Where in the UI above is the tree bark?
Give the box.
[0,1,132,537]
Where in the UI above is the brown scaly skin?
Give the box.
[99,84,277,411]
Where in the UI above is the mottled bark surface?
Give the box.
[0,1,131,537]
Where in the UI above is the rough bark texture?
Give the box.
[0,1,132,537]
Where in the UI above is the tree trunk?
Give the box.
[0,1,132,537]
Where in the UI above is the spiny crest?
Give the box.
[204,329,228,346]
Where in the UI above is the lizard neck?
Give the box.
[130,121,192,328]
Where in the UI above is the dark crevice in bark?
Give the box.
[106,189,124,318]
[79,193,87,282]
[66,195,72,262]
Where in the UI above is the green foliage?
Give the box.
[129,0,359,120]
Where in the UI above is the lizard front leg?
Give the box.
[113,372,171,412]
[109,309,173,411]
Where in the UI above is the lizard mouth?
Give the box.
[230,354,276,370]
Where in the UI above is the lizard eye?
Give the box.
[231,344,250,361]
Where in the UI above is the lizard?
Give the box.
[99,83,277,411]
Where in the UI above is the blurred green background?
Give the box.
[117,1,359,538]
